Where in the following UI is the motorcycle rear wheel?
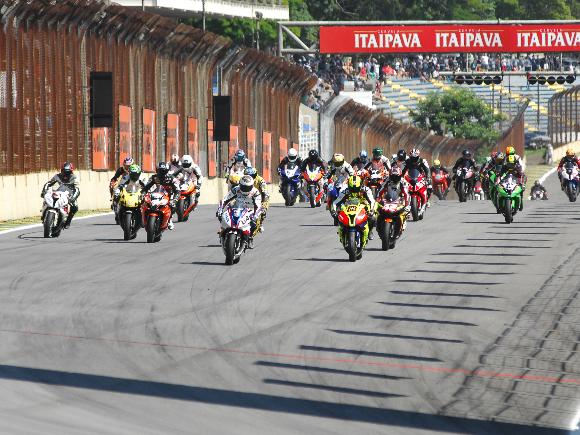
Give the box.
[347,231,357,262]
[309,185,316,208]
[43,212,54,238]
[176,198,185,222]
[457,181,466,202]
[225,233,237,265]
[567,184,577,202]
[123,212,132,241]
[381,221,391,251]
[146,215,156,243]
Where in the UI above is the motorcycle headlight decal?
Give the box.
[338,211,349,226]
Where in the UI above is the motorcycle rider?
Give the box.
[501,147,526,211]
[41,162,80,229]
[244,167,269,231]
[557,148,580,190]
[365,147,392,172]
[300,149,327,200]
[391,149,407,169]
[116,164,145,191]
[171,154,203,203]
[277,148,303,172]
[452,150,478,180]
[430,159,450,184]
[351,150,369,170]
[217,175,262,248]
[378,166,411,230]
[326,153,355,185]
[531,180,548,200]
[142,161,179,230]
[227,150,252,175]
[332,174,376,239]
[110,156,134,188]
[402,148,432,204]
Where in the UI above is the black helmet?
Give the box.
[462,149,472,159]
[60,162,74,181]
[156,161,169,178]
[389,166,402,183]
[396,149,406,162]
[534,180,540,186]
[308,149,319,159]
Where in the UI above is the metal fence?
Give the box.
[497,100,528,158]
[0,0,314,179]
[548,85,580,148]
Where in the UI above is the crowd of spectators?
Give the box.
[295,53,579,111]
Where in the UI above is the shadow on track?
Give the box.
[255,361,411,380]
[188,261,227,266]
[298,345,441,362]
[370,315,477,326]
[293,258,349,263]
[389,290,500,299]
[426,260,523,266]
[436,252,532,257]
[377,302,502,312]
[263,379,406,398]
[409,269,513,276]
[327,328,464,343]
[0,365,563,434]
[394,279,499,286]
[453,244,550,249]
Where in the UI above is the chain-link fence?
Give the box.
[548,86,580,148]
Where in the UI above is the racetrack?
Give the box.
[1,173,579,435]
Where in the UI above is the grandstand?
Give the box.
[374,75,572,136]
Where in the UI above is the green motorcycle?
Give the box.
[496,172,523,224]
[488,170,500,213]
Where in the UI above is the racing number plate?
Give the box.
[347,205,358,213]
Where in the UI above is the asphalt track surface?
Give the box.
[1,173,580,435]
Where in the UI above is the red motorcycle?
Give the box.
[366,168,386,199]
[404,168,427,221]
[431,169,449,200]
[302,164,325,208]
[176,175,197,222]
[141,186,172,243]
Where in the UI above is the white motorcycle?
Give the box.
[219,203,254,265]
[42,188,71,238]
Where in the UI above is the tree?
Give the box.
[410,88,504,145]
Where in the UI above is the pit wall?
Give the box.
[553,141,580,162]
[0,171,285,221]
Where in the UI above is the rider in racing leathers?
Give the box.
[391,149,407,170]
[402,148,432,204]
[227,150,253,180]
[41,162,80,229]
[142,161,179,230]
[326,153,355,185]
[332,174,377,240]
[217,175,262,248]
[171,154,203,203]
[557,148,580,190]
[451,149,478,186]
[351,150,369,170]
[531,180,548,199]
[365,147,392,172]
[501,146,526,210]
[377,166,411,230]
[109,156,134,209]
[244,167,269,231]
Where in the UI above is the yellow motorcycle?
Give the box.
[337,197,370,262]
[118,183,143,240]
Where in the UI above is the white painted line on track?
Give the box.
[0,212,113,236]
[539,166,557,184]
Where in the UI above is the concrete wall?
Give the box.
[0,171,285,221]
[553,141,580,161]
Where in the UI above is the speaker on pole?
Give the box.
[90,72,113,128]
[213,96,231,142]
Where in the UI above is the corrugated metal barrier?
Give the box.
[549,86,580,148]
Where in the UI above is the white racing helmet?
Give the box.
[239,175,254,195]
[288,148,298,162]
[181,154,193,168]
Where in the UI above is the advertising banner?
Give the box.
[165,113,180,162]
[142,109,156,172]
[279,137,288,167]
[247,128,256,168]
[118,105,132,166]
[320,24,580,53]
[207,120,217,177]
[92,127,110,170]
[187,117,199,164]
[229,125,239,161]
[262,131,272,183]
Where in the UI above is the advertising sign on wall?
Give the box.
[320,24,580,53]
[207,120,217,177]
[187,117,198,164]
[118,105,132,166]
[262,131,272,183]
[165,113,180,162]
[247,128,256,169]
[92,128,110,170]
[142,109,156,172]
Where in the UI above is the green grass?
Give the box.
[0,209,111,232]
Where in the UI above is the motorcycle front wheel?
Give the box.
[347,231,357,262]
[309,185,316,208]
[224,232,237,265]
[567,184,577,202]
[176,198,185,221]
[411,196,419,221]
[44,212,54,238]
[504,198,513,224]
[123,212,132,241]
[381,221,391,251]
[146,215,156,243]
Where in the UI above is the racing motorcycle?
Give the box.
[42,187,70,238]
[530,189,547,200]
[279,162,301,206]
[431,169,449,200]
[561,161,579,202]
[219,203,254,265]
[337,197,369,262]
[404,168,427,221]
[473,179,484,200]
[366,168,386,199]
[176,175,198,222]
[302,164,325,208]
[455,165,476,202]
[117,183,142,240]
[141,186,172,243]
[497,172,523,224]
[376,186,407,251]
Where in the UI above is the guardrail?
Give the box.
[548,85,580,148]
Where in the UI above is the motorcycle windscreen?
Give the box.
[408,168,421,182]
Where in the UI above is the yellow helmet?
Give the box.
[506,146,515,156]
[332,153,345,167]
[566,148,575,157]
[347,175,363,192]
[433,159,441,167]
[229,173,242,186]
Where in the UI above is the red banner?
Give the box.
[247,128,256,168]
[92,128,110,170]
[187,117,198,164]
[262,131,272,183]
[142,109,156,172]
[320,24,580,53]
[165,113,180,162]
[207,120,216,177]
[118,105,132,166]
